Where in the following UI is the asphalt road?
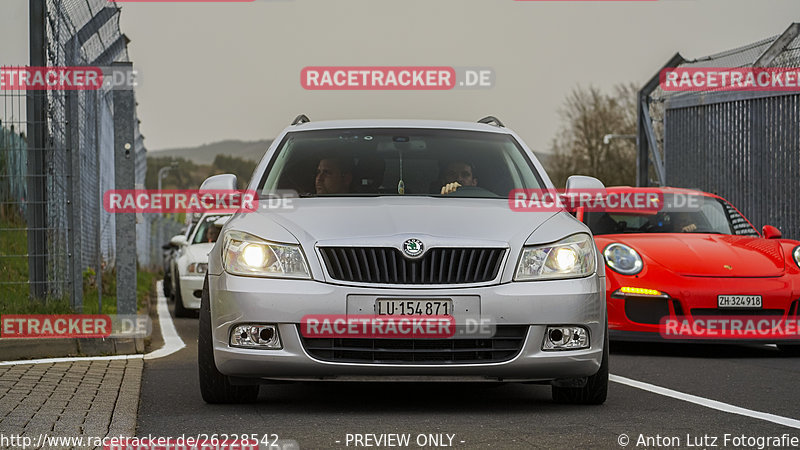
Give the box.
[136,292,800,449]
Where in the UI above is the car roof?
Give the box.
[284,119,511,134]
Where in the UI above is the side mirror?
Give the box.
[762,225,782,239]
[199,173,237,191]
[170,235,188,247]
[565,175,605,192]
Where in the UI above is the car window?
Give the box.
[257,128,545,198]
[585,195,754,235]
[190,215,226,244]
[721,200,760,236]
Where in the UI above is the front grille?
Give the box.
[319,247,505,284]
[691,308,785,317]
[300,325,528,364]
[625,298,670,325]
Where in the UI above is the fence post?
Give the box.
[26,0,48,300]
[637,53,684,187]
[92,89,103,313]
[65,39,83,312]
[113,62,137,315]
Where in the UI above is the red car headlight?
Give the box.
[603,243,643,275]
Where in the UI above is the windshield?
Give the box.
[257,128,544,198]
[584,195,758,236]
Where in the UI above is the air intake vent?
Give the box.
[300,325,528,364]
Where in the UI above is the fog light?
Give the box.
[543,326,589,350]
[230,324,281,349]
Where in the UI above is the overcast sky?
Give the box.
[1,0,798,154]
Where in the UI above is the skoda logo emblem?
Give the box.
[403,239,424,257]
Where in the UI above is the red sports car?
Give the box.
[580,188,800,354]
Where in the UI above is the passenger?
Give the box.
[315,157,354,194]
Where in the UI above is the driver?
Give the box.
[206,224,222,243]
[439,161,478,195]
[670,212,698,233]
[315,157,354,194]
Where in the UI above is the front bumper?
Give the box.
[178,275,205,310]
[208,272,606,382]
[606,269,800,342]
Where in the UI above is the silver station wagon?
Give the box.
[198,116,608,404]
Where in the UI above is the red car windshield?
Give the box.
[585,195,758,236]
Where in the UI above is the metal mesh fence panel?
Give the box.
[0,1,181,309]
[640,24,800,239]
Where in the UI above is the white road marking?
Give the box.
[144,280,186,360]
[0,280,185,365]
[611,374,800,429]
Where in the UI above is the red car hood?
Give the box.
[599,234,786,277]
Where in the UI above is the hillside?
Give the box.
[148,139,273,165]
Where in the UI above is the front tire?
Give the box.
[163,270,172,298]
[173,278,191,318]
[552,323,609,405]
[198,275,259,404]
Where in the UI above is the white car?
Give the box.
[170,213,230,317]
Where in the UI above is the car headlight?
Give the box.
[187,262,208,274]
[793,245,800,269]
[515,233,596,281]
[603,243,643,275]
[223,230,310,279]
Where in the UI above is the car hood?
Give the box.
[599,234,785,277]
[243,197,561,247]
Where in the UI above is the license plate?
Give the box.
[717,295,762,308]
[375,299,453,316]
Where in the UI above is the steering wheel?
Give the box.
[448,185,496,197]
[636,221,655,232]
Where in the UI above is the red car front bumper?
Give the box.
[606,266,800,343]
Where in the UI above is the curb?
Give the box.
[0,335,146,361]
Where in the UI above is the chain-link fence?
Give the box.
[0,1,182,312]
[638,23,800,239]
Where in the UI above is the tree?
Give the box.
[146,155,258,190]
[211,155,257,188]
[547,83,638,188]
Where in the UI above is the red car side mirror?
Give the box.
[762,225,782,239]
